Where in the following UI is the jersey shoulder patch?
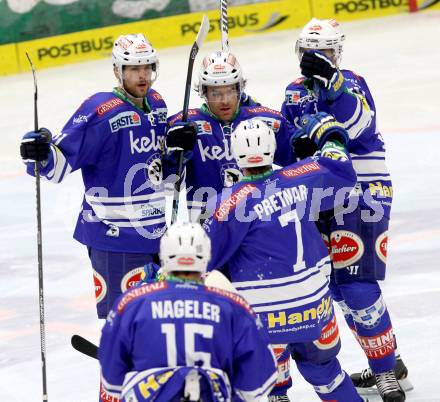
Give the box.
[148,88,167,109]
[116,281,168,314]
[214,183,257,221]
[281,161,321,178]
[168,109,201,126]
[246,106,283,118]
[206,286,255,316]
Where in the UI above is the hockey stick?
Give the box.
[26,52,49,402]
[171,15,210,223]
[71,334,98,360]
[220,0,230,52]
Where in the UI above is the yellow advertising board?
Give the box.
[0,44,19,75]
[413,0,440,11]
[311,0,409,21]
[8,0,311,75]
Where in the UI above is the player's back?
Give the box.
[121,281,245,372]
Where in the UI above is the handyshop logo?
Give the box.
[109,111,141,132]
[181,12,288,36]
[267,296,333,329]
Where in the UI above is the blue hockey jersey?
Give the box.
[282,73,391,182]
[99,280,277,402]
[27,88,168,253]
[168,105,296,217]
[203,153,357,344]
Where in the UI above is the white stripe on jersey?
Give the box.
[233,256,330,288]
[101,216,166,228]
[100,373,123,394]
[236,370,278,401]
[233,256,330,313]
[350,149,390,180]
[342,94,372,139]
[237,275,329,314]
[46,145,72,183]
[86,191,165,204]
[89,198,165,221]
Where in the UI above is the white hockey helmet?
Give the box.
[196,51,245,97]
[112,33,159,82]
[231,119,276,169]
[296,18,345,66]
[160,222,211,274]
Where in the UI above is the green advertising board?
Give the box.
[0,0,190,45]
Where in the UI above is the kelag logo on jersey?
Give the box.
[109,111,141,132]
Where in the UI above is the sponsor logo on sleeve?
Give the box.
[214,183,256,221]
[207,286,254,315]
[72,114,88,125]
[195,120,213,135]
[117,281,167,313]
[156,108,168,124]
[330,230,364,269]
[375,231,388,264]
[93,270,107,304]
[96,97,124,116]
[285,90,301,105]
[152,92,163,101]
[248,106,283,117]
[281,162,321,178]
[109,111,141,132]
[121,267,145,292]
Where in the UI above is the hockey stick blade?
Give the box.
[71,335,98,360]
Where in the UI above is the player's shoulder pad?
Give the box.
[116,281,168,314]
[341,69,367,84]
[245,105,283,118]
[205,285,255,317]
[280,159,322,179]
[147,88,167,109]
[213,183,258,221]
[287,76,307,90]
[167,108,202,126]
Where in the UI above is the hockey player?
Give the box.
[281,18,407,401]
[203,116,364,402]
[98,221,278,402]
[20,34,196,319]
[167,51,295,220]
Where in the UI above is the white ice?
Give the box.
[1,11,439,401]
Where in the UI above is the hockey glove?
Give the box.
[166,121,198,152]
[300,50,345,101]
[320,140,349,162]
[299,112,349,149]
[290,135,318,161]
[20,128,52,162]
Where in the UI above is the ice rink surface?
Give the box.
[1,10,439,401]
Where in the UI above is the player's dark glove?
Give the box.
[298,112,349,148]
[166,121,198,152]
[20,128,52,162]
[291,135,318,160]
[300,50,345,101]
